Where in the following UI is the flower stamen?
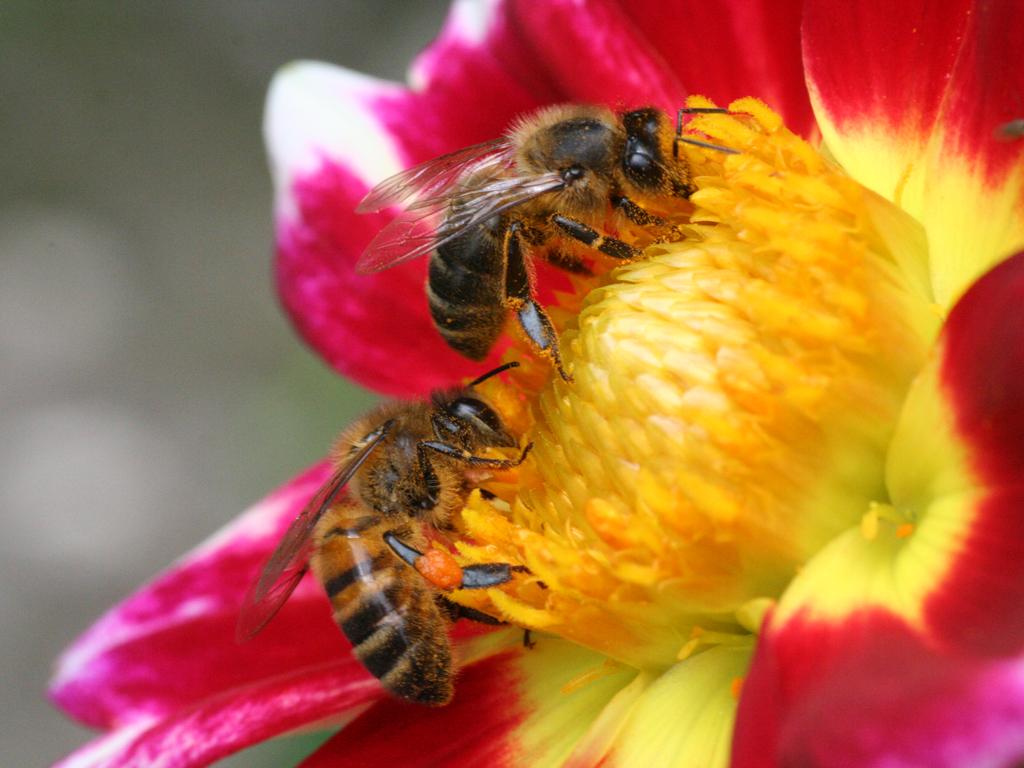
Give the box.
[677,626,755,661]
[559,659,625,696]
[860,501,917,542]
[453,98,935,669]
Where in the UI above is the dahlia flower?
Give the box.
[51,0,1024,766]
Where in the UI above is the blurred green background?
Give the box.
[0,2,447,764]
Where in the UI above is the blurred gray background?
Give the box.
[0,2,447,765]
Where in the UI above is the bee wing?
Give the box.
[355,138,514,214]
[235,421,393,642]
[355,172,566,275]
[354,197,451,274]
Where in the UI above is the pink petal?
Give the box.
[505,0,684,111]
[300,651,524,768]
[268,0,554,397]
[734,610,1024,767]
[301,635,634,767]
[802,0,1024,306]
[275,159,496,398]
[802,0,973,148]
[923,252,1024,656]
[56,660,383,768]
[626,0,817,137]
[929,0,1024,183]
[804,0,1024,188]
[940,251,1024,489]
[917,486,1024,659]
[376,1,553,162]
[915,0,1024,306]
[50,463,348,729]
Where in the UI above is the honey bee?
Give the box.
[237,362,530,705]
[357,105,733,381]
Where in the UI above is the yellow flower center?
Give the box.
[453,98,936,670]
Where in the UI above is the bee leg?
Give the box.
[383,532,462,590]
[504,220,572,382]
[420,439,533,469]
[549,214,642,261]
[612,194,667,227]
[508,298,570,382]
[383,531,527,590]
[437,597,504,625]
[414,442,442,507]
[429,412,469,447]
[544,249,592,275]
[461,562,530,588]
[383,531,427,569]
[611,194,684,242]
[438,598,537,649]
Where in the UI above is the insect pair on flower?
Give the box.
[240,103,731,704]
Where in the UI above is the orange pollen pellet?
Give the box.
[731,676,745,700]
[415,548,464,591]
[895,523,915,539]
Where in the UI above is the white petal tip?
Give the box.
[265,61,405,218]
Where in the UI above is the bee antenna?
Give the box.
[674,136,740,155]
[673,106,741,159]
[469,361,519,387]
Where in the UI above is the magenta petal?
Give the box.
[378,0,552,163]
[802,0,974,140]
[918,487,1024,661]
[276,160,496,398]
[300,652,524,768]
[50,463,349,729]
[55,660,382,768]
[735,611,1024,767]
[268,1,557,397]
[804,0,1023,182]
[940,252,1024,489]
[934,0,1024,184]
[627,0,816,137]
[918,252,1024,656]
[506,0,684,111]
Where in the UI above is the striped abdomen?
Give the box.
[427,222,506,361]
[312,511,453,705]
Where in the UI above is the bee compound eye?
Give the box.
[450,397,501,430]
[561,165,585,184]
[627,153,650,171]
[449,397,516,448]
